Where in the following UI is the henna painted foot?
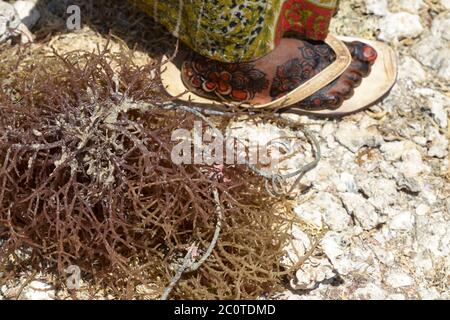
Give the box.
[297,41,378,110]
[181,38,377,110]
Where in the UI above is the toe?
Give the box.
[362,45,378,65]
[348,41,378,65]
[341,85,355,100]
[349,59,371,77]
[321,90,345,110]
[345,70,363,87]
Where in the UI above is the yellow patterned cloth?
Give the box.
[130,0,339,62]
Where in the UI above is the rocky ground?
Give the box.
[280,0,450,300]
[0,0,449,300]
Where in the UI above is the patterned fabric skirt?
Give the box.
[130,0,339,63]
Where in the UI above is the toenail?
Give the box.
[363,46,378,63]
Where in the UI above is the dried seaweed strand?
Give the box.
[160,188,223,300]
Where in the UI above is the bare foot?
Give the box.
[181,38,377,110]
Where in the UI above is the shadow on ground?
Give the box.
[34,0,174,58]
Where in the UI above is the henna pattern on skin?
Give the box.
[270,41,336,99]
[296,79,344,110]
[182,53,269,102]
[181,39,378,109]
[269,58,308,98]
[297,42,378,110]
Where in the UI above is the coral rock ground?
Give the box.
[283,0,449,300]
[0,0,449,300]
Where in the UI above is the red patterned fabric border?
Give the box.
[275,0,337,44]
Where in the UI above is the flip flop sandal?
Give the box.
[160,35,397,118]
[286,36,398,118]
